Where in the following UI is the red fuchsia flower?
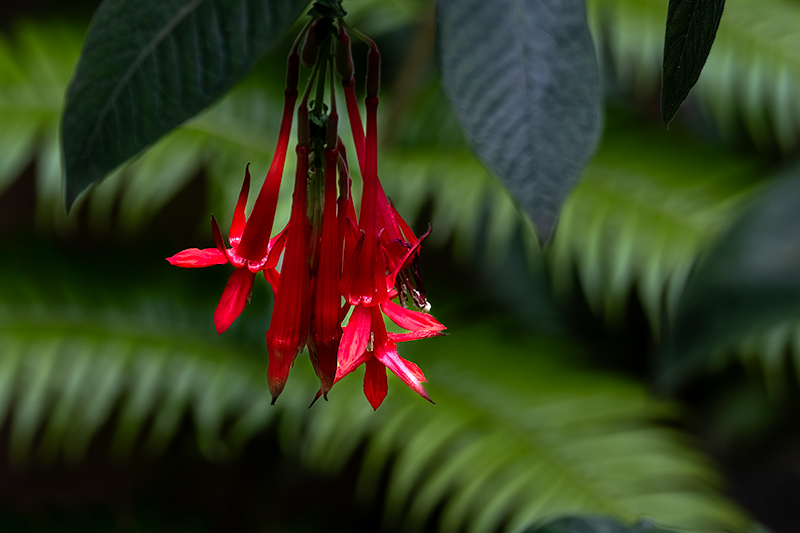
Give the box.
[266,101,313,403]
[334,300,445,409]
[332,26,446,408]
[338,27,431,311]
[167,167,288,334]
[266,21,354,402]
[307,107,346,397]
[170,15,445,410]
[167,46,300,334]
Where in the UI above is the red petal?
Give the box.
[341,232,388,307]
[229,165,251,246]
[308,339,337,397]
[166,248,227,268]
[386,224,432,286]
[374,341,431,402]
[342,74,365,176]
[364,356,387,410]
[213,268,255,334]
[267,332,296,403]
[399,356,426,382]
[393,201,417,240]
[310,145,344,396]
[336,305,372,378]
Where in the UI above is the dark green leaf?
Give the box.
[661,0,725,125]
[61,0,309,209]
[664,164,800,388]
[436,0,602,242]
[525,515,677,533]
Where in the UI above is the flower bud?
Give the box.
[335,26,354,81]
[366,47,380,98]
[301,22,319,69]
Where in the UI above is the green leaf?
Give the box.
[347,321,748,532]
[436,0,603,242]
[661,0,725,125]
[60,0,309,209]
[664,164,800,391]
[0,23,77,197]
[550,111,762,330]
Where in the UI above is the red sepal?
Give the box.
[166,248,227,268]
[213,268,255,334]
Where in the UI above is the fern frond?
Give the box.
[323,327,748,533]
[0,263,275,466]
[550,116,764,330]
[0,23,80,236]
[663,169,800,395]
[0,247,748,532]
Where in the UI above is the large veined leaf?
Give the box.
[0,245,748,532]
[436,0,603,242]
[60,0,308,209]
[660,0,725,125]
[664,164,800,394]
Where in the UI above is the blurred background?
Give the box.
[2,0,800,531]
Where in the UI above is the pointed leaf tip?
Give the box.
[660,0,726,125]
[437,0,602,242]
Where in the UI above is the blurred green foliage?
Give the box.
[2,0,800,531]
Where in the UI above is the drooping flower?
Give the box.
[167,166,287,334]
[339,40,389,308]
[339,28,431,311]
[169,14,446,410]
[167,46,300,333]
[308,109,345,397]
[266,103,313,402]
[333,27,446,408]
[335,300,445,409]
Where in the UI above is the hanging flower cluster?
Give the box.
[167,10,445,410]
